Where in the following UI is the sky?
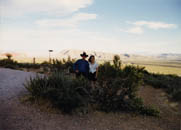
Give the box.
[0,0,181,56]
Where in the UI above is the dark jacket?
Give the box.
[73,59,89,74]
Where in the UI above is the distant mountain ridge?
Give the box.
[56,49,153,61]
[0,49,181,61]
[157,53,181,60]
[56,49,181,61]
[56,49,116,60]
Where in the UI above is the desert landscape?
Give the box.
[0,51,181,130]
[1,49,181,75]
[1,0,180,129]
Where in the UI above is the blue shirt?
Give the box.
[73,59,89,74]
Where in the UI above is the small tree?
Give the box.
[113,55,121,69]
[5,53,13,60]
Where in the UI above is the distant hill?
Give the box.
[157,53,181,61]
[55,49,181,62]
[1,49,181,62]
[55,49,156,61]
[56,49,116,61]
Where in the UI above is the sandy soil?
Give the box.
[0,68,180,130]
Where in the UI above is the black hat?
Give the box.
[80,52,88,57]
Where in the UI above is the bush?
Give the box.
[125,97,159,116]
[0,58,42,70]
[113,55,122,69]
[143,73,181,101]
[51,58,74,73]
[4,64,18,69]
[18,63,41,69]
[98,62,121,82]
[0,59,17,66]
[24,55,160,116]
[95,64,158,116]
[0,56,75,74]
[24,73,91,113]
[0,59,18,69]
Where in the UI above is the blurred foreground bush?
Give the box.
[24,73,91,113]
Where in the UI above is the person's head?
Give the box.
[80,52,88,60]
[89,55,95,63]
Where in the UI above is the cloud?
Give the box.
[35,13,97,28]
[121,20,177,34]
[133,21,177,30]
[0,0,93,16]
[121,26,144,35]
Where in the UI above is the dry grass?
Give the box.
[141,65,181,76]
[122,60,181,76]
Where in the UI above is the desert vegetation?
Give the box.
[143,72,181,101]
[5,53,13,60]
[0,58,41,70]
[0,56,74,73]
[23,56,161,116]
[1,55,180,117]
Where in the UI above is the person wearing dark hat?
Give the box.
[73,52,89,78]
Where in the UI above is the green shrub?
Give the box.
[126,97,159,116]
[144,73,181,101]
[24,75,49,98]
[24,73,91,113]
[0,57,75,74]
[0,59,41,69]
[51,58,74,73]
[172,90,181,101]
[0,59,18,69]
[95,65,158,116]
[113,55,122,69]
[24,56,160,116]
[51,59,64,71]
[18,63,41,69]
[4,64,18,69]
[0,59,17,66]
[98,62,122,82]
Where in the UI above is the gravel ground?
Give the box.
[0,68,37,130]
[0,68,36,101]
[0,68,180,130]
